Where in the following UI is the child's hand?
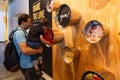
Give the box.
[46,44,52,47]
[46,41,53,47]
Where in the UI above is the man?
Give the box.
[13,13,43,80]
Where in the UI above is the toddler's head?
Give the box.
[39,18,50,30]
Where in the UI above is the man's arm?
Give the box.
[18,42,43,55]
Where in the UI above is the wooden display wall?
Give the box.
[52,0,120,80]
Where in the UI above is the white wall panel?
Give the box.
[8,0,29,33]
[0,10,5,41]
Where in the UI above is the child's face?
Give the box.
[40,19,44,23]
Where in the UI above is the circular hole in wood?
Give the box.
[55,4,71,28]
[82,71,104,80]
[63,47,74,64]
[63,47,80,64]
[43,28,54,47]
[83,20,105,43]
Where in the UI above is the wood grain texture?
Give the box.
[52,0,120,80]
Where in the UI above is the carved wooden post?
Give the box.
[63,46,80,64]
[53,0,61,11]
[55,4,81,28]
[53,29,64,43]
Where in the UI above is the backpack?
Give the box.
[3,29,21,72]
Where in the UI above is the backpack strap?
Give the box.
[12,29,26,63]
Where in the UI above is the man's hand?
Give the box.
[38,46,43,54]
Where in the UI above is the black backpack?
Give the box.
[3,29,21,72]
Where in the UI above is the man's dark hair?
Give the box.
[18,13,31,25]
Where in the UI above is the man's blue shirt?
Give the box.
[13,27,33,68]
